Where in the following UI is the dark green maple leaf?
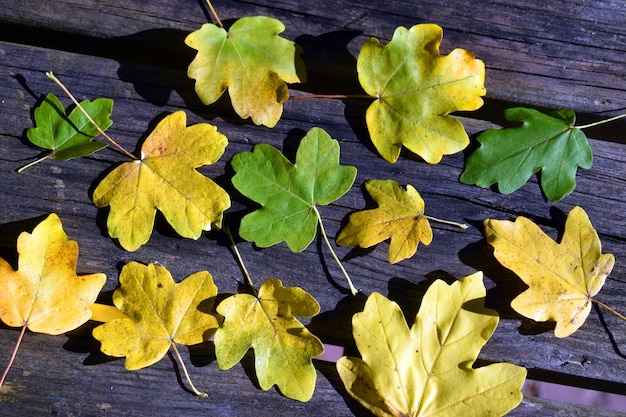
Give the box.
[460,107,592,202]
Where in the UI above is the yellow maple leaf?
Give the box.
[484,206,615,338]
[337,273,526,417]
[0,214,105,387]
[358,23,485,163]
[92,262,219,369]
[92,262,219,395]
[337,179,432,263]
[0,213,105,334]
[214,278,323,402]
[92,111,231,251]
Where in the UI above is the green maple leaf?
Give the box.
[357,23,485,164]
[214,278,323,402]
[460,107,592,202]
[185,16,305,127]
[231,127,356,252]
[26,92,111,161]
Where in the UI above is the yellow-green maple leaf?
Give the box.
[185,16,304,127]
[484,206,615,338]
[92,262,219,370]
[358,23,485,163]
[214,278,323,402]
[337,179,432,263]
[92,111,230,251]
[0,213,106,334]
[337,273,526,417]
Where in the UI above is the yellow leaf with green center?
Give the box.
[92,111,230,251]
[358,23,485,163]
[484,206,614,338]
[214,278,323,402]
[185,16,305,127]
[92,262,219,370]
[337,273,526,417]
[337,179,432,263]
[0,213,106,334]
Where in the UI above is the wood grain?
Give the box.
[0,0,624,415]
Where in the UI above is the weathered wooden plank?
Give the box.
[0,35,624,416]
[1,0,625,414]
[1,0,626,132]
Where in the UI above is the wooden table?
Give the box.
[0,1,624,415]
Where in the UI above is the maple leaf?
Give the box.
[337,179,432,263]
[460,107,592,202]
[185,16,304,127]
[0,213,106,334]
[214,278,323,402]
[337,273,526,417]
[0,214,105,386]
[92,262,219,369]
[231,127,356,252]
[484,206,615,338]
[26,92,111,161]
[92,111,230,251]
[357,23,485,164]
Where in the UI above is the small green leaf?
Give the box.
[27,93,112,160]
[460,107,592,202]
[231,127,356,252]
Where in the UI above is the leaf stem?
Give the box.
[223,226,256,292]
[291,93,372,100]
[170,342,208,397]
[575,113,626,130]
[17,153,52,173]
[313,206,358,295]
[424,215,469,229]
[592,299,626,322]
[90,303,129,322]
[205,0,223,28]
[45,72,137,160]
[0,324,27,389]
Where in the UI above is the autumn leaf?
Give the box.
[357,23,485,164]
[0,214,106,386]
[92,262,218,396]
[231,127,356,252]
[214,278,323,401]
[337,179,432,263]
[93,262,218,368]
[24,92,111,166]
[484,206,615,338]
[337,273,526,417]
[460,107,592,202]
[185,16,304,127]
[92,111,230,251]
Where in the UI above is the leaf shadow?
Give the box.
[594,303,626,359]
[0,216,50,269]
[306,293,370,416]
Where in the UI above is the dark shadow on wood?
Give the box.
[594,303,626,360]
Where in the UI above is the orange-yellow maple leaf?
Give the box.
[0,213,106,334]
[0,214,106,387]
[484,206,615,337]
[337,179,433,263]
